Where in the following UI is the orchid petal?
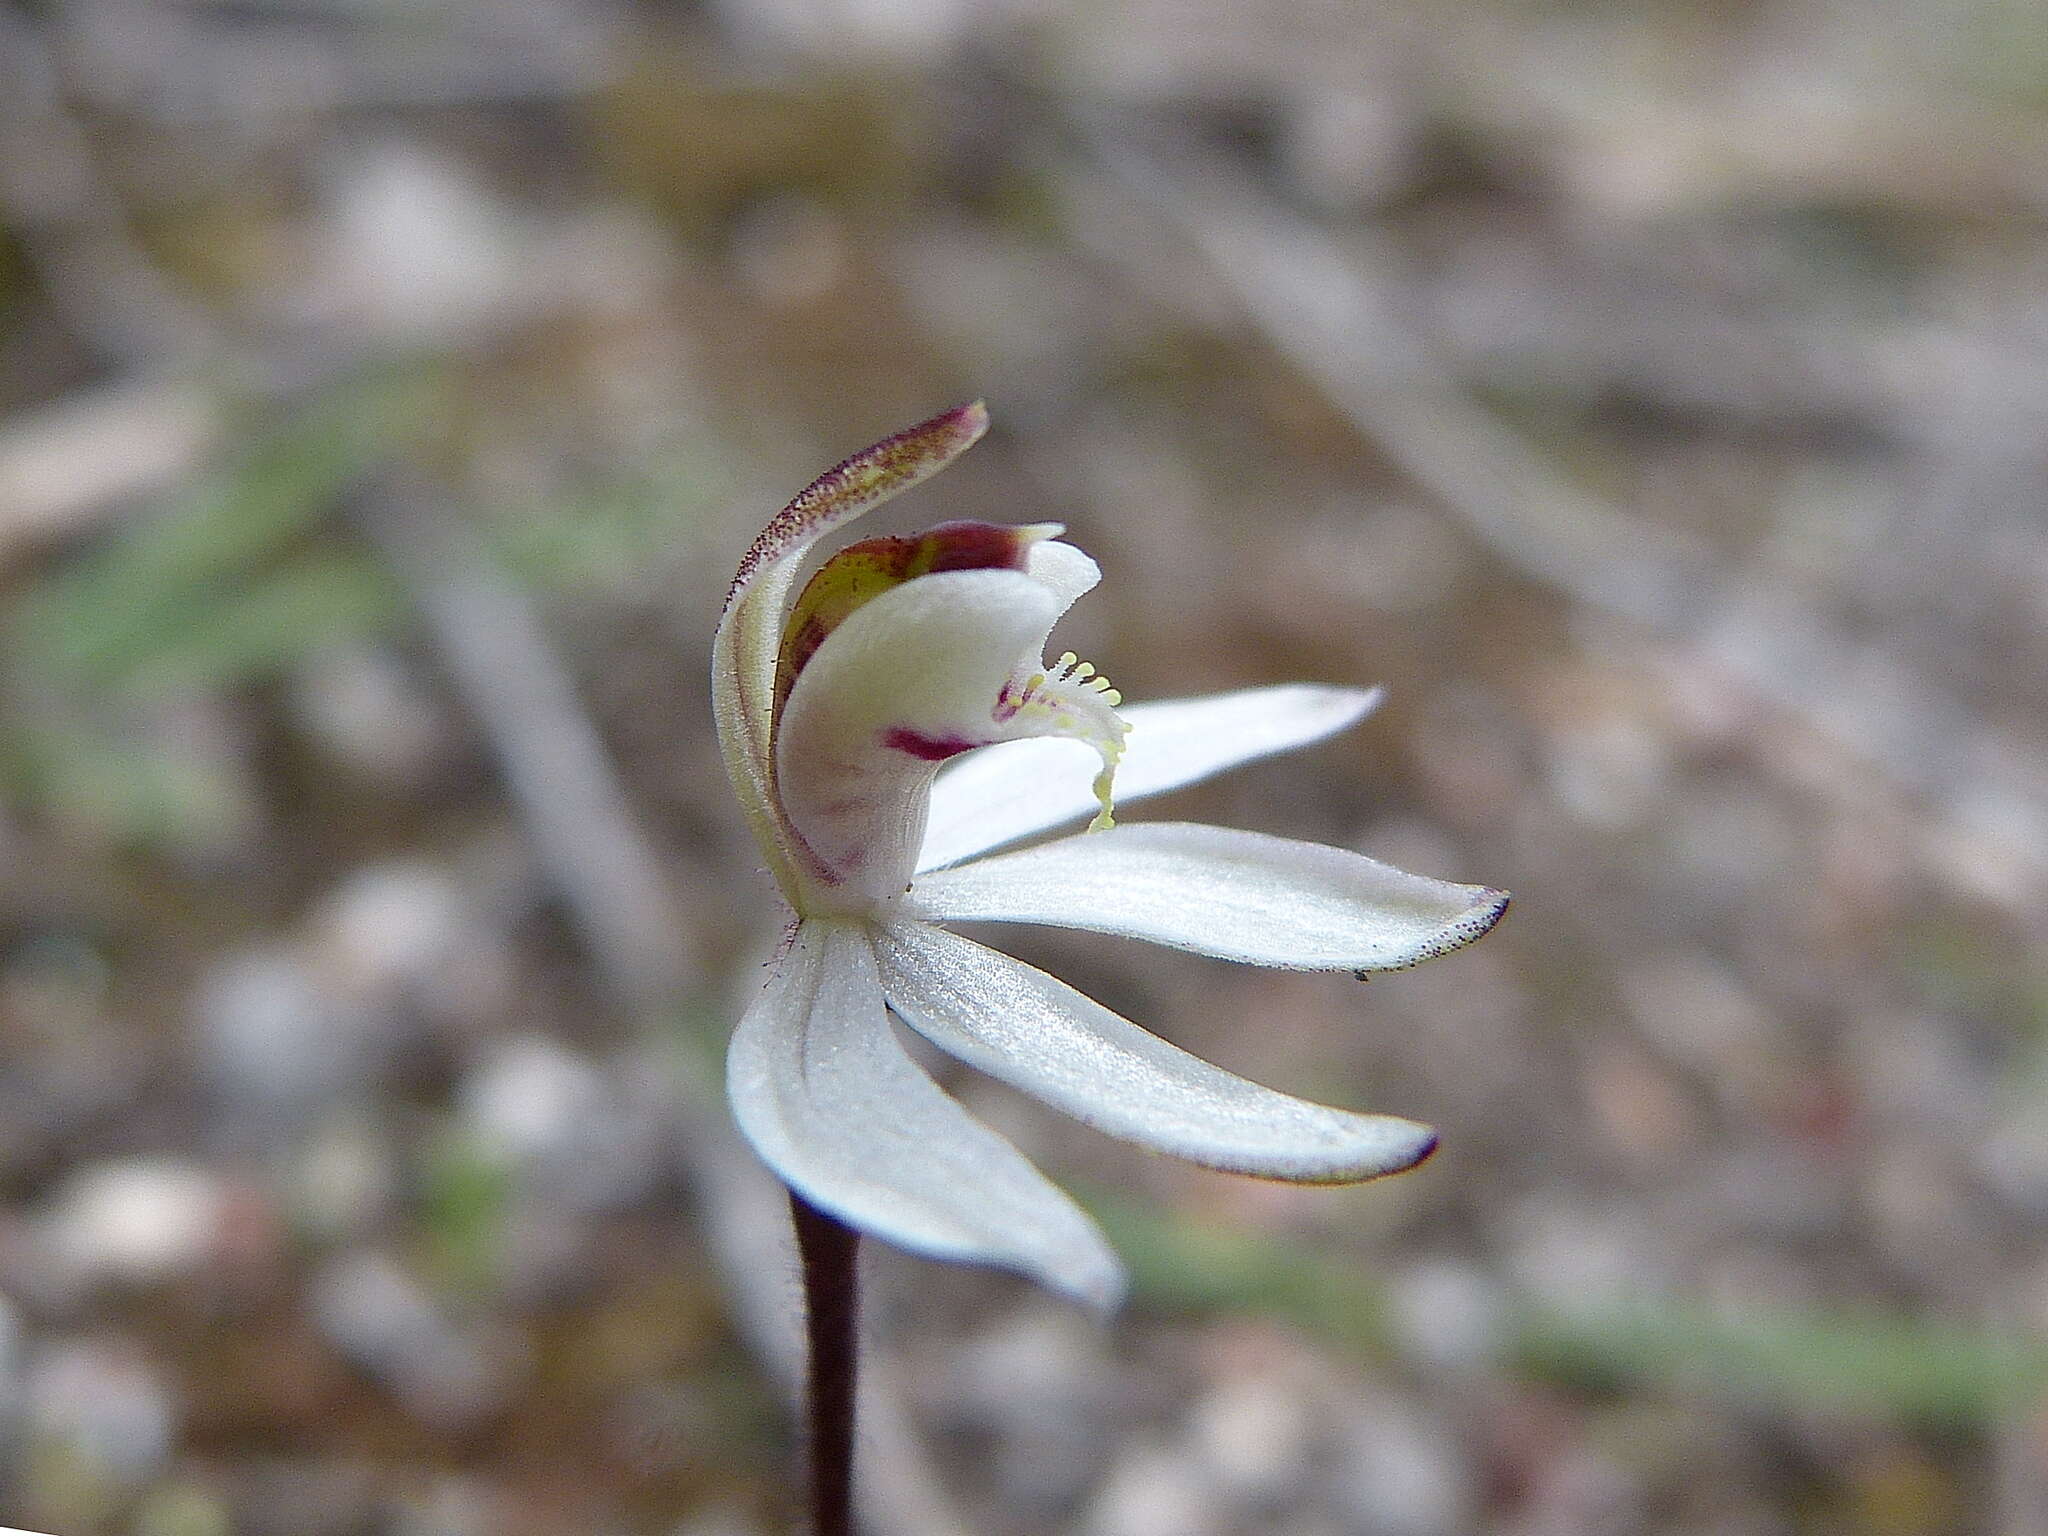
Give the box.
[917,684,1384,872]
[910,821,1508,971]
[1020,535,1103,611]
[727,920,1125,1310]
[712,403,989,903]
[873,921,1438,1183]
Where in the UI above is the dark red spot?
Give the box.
[881,727,981,761]
[918,520,1036,574]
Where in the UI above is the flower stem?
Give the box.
[791,1191,861,1536]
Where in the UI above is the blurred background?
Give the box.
[2,0,2046,1531]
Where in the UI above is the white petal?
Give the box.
[727,921,1125,1309]
[1023,536,1101,609]
[873,921,1438,1183]
[911,821,1508,971]
[777,568,1064,906]
[917,683,1384,871]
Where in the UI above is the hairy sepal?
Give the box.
[712,403,989,905]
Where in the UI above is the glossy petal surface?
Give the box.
[873,922,1438,1183]
[727,920,1124,1309]
[911,821,1509,970]
[917,684,1383,872]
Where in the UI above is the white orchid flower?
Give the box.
[714,403,1508,1310]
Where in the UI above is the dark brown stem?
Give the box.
[791,1192,861,1536]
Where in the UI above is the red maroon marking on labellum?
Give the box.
[914,520,1037,575]
[881,727,982,762]
[776,521,1043,713]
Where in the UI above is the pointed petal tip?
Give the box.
[1289,1115,1438,1185]
[1392,884,1511,968]
[1460,887,1512,944]
[1392,884,1508,968]
[1058,1256,1129,1318]
[949,397,991,440]
[1403,1121,1441,1171]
